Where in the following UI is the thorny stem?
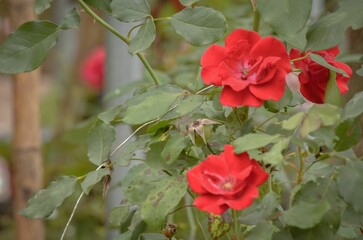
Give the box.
[77,0,161,86]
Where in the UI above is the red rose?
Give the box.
[80,47,105,90]
[186,145,268,215]
[201,29,291,107]
[290,47,352,103]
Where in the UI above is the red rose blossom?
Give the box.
[186,145,268,215]
[290,47,352,103]
[80,47,105,90]
[201,29,291,107]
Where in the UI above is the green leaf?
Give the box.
[337,161,363,213]
[87,120,116,165]
[111,0,151,22]
[334,118,361,152]
[128,18,156,54]
[324,71,341,106]
[81,168,110,194]
[241,192,280,225]
[98,105,123,124]
[309,104,340,126]
[109,205,129,227]
[34,0,54,15]
[300,112,321,138]
[114,134,151,166]
[284,200,331,229]
[257,0,312,36]
[306,0,363,50]
[233,133,281,153]
[122,85,182,125]
[104,80,143,101]
[122,164,168,205]
[170,6,226,45]
[139,233,174,240]
[0,21,59,74]
[245,221,277,240]
[84,0,111,11]
[59,8,81,30]
[310,54,349,77]
[179,0,199,6]
[140,175,187,227]
[161,132,188,164]
[342,92,363,120]
[281,112,305,130]
[19,176,77,218]
[357,65,363,76]
[261,138,290,165]
[162,94,205,120]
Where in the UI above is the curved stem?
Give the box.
[77,0,161,86]
[60,192,84,240]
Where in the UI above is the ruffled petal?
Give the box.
[201,44,226,67]
[194,195,229,215]
[249,70,286,101]
[250,37,290,71]
[225,29,260,52]
[224,186,259,210]
[219,62,250,91]
[220,86,264,107]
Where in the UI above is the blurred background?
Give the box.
[0,0,362,239]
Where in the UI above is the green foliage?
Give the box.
[170,7,227,45]
[284,200,331,229]
[84,0,111,11]
[324,71,341,107]
[87,119,116,165]
[19,176,77,218]
[245,221,277,240]
[341,91,363,120]
[81,168,110,194]
[306,0,363,50]
[128,18,156,54]
[59,8,81,30]
[334,118,361,152]
[34,0,54,15]
[310,54,349,77]
[0,21,59,74]
[109,205,130,227]
[257,0,311,36]
[111,0,151,22]
[337,161,363,213]
[233,133,281,153]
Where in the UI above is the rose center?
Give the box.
[219,176,235,191]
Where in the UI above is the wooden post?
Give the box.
[6,0,45,239]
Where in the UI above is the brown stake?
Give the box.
[6,0,45,239]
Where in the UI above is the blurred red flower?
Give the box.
[201,29,291,107]
[80,47,105,90]
[290,47,352,103]
[187,145,268,215]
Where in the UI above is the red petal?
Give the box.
[249,70,286,101]
[225,29,260,50]
[201,67,222,85]
[219,62,249,91]
[186,168,208,194]
[220,86,263,107]
[194,195,229,215]
[201,44,226,67]
[224,186,259,210]
[250,37,290,71]
[249,160,269,186]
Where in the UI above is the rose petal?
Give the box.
[225,29,260,51]
[194,195,229,215]
[249,70,286,101]
[220,86,264,107]
[224,186,259,210]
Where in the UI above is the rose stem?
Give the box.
[77,0,161,86]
